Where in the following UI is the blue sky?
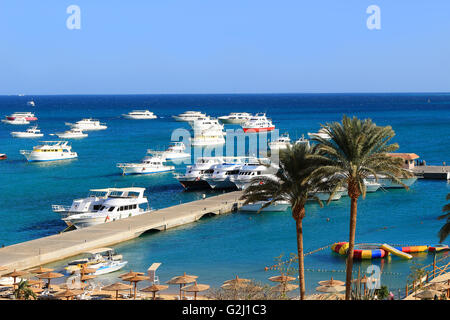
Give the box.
[0,0,449,94]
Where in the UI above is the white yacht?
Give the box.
[53,128,88,139]
[20,141,78,162]
[122,110,157,119]
[240,200,290,212]
[5,112,37,121]
[172,111,207,122]
[364,179,381,193]
[62,187,152,229]
[117,152,175,175]
[65,118,107,131]
[53,188,115,223]
[242,113,275,133]
[2,117,30,125]
[204,158,250,189]
[190,117,224,131]
[268,133,291,151]
[10,126,44,138]
[307,127,331,140]
[293,135,311,148]
[308,190,344,202]
[218,112,252,124]
[230,159,279,190]
[65,248,128,275]
[176,157,225,190]
[161,142,190,161]
[365,175,417,189]
[190,128,226,146]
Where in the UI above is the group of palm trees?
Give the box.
[240,115,415,300]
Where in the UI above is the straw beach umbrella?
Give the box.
[166,272,197,299]
[29,266,54,274]
[102,282,132,300]
[0,266,9,272]
[55,289,83,300]
[36,271,64,289]
[119,270,145,279]
[181,281,210,300]
[316,285,346,293]
[268,275,296,283]
[140,284,169,300]
[3,270,27,289]
[125,275,150,299]
[318,277,345,287]
[415,288,442,300]
[27,279,44,288]
[224,275,251,285]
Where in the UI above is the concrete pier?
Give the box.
[413,166,450,180]
[0,191,244,274]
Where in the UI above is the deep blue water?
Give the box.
[0,94,449,296]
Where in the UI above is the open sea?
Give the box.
[0,93,449,297]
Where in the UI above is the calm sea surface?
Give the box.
[0,94,449,296]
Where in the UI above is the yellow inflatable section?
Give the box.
[381,243,412,259]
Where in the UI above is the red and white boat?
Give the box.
[5,112,37,121]
[0,154,6,160]
[242,113,275,133]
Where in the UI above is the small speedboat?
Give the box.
[65,248,128,275]
[0,154,6,160]
[10,126,44,138]
[53,128,88,139]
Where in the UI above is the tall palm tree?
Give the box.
[308,115,413,300]
[239,143,327,300]
[438,193,450,243]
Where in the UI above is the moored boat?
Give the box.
[10,126,44,138]
[242,113,275,133]
[20,141,78,162]
[122,110,157,119]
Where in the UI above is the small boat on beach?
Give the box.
[10,126,44,138]
[65,248,127,275]
[122,110,157,119]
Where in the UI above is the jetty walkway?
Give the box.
[413,165,450,180]
[0,191,244,273]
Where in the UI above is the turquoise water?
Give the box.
[0,94,449,296]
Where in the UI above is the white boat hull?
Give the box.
[118,164,175,175]
[21,151,78,162]
[240,201,290,212]
[63,210,151,229]
[11,132,43,138]
[367,177,417,189]
[123,115,157,119]
[56,133,88,138]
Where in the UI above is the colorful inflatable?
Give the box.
[381,243,412,259]
[331,242,386,259]
[428,244,449,253]
[394,245,428,253]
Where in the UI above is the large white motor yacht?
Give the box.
[190,117,224,131]
[268,133,291,151]
[65,118,107,131]
[203,157,250,189]
[218,112,252,124]
[53,188,115,223]
[62,187,152,229]
[242,113,275,133]
[365,174,418,189]
[10,126,44,138]
[117,152,175,175]
[53,128,88,139]
[5,112,37,121]
[364,179,382,193]
[308,190,345,202]
[230,159,279,190]
[172,111,207,122]
[2,117,30,125]
[122,110,157,119]
[161,142,190,161]
[176,157,225,190]
[240,200,290,212]
[190,128,226,146]
[20,141,78,162]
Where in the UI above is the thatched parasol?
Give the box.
[60,281,88,290]
[223,276,251,285]
[119,270,145,279]
[166,272,197,299]
[29,286,44,295]
[36,272,64,288]
[29,266,54,274]
[181,281,210,300]
[316,285,346,293]
[0,266,8,271]
[27,279,44,288]
[140,284,169,300]
[55,289,83,300]
[414,288,442,300]
[318,277,345,287]
[126,275,150,299]
[102,282,132,300]
[3,270,28,288]
[268,275,296,283]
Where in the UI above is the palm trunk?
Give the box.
[345,196,358,300]
[293,206,306,300]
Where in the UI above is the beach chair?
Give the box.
[147,262,161,285]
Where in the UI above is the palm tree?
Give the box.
[239,143,327,300]
[308,115,413,300]
[438,193,450,243]
[14,280,37,300]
